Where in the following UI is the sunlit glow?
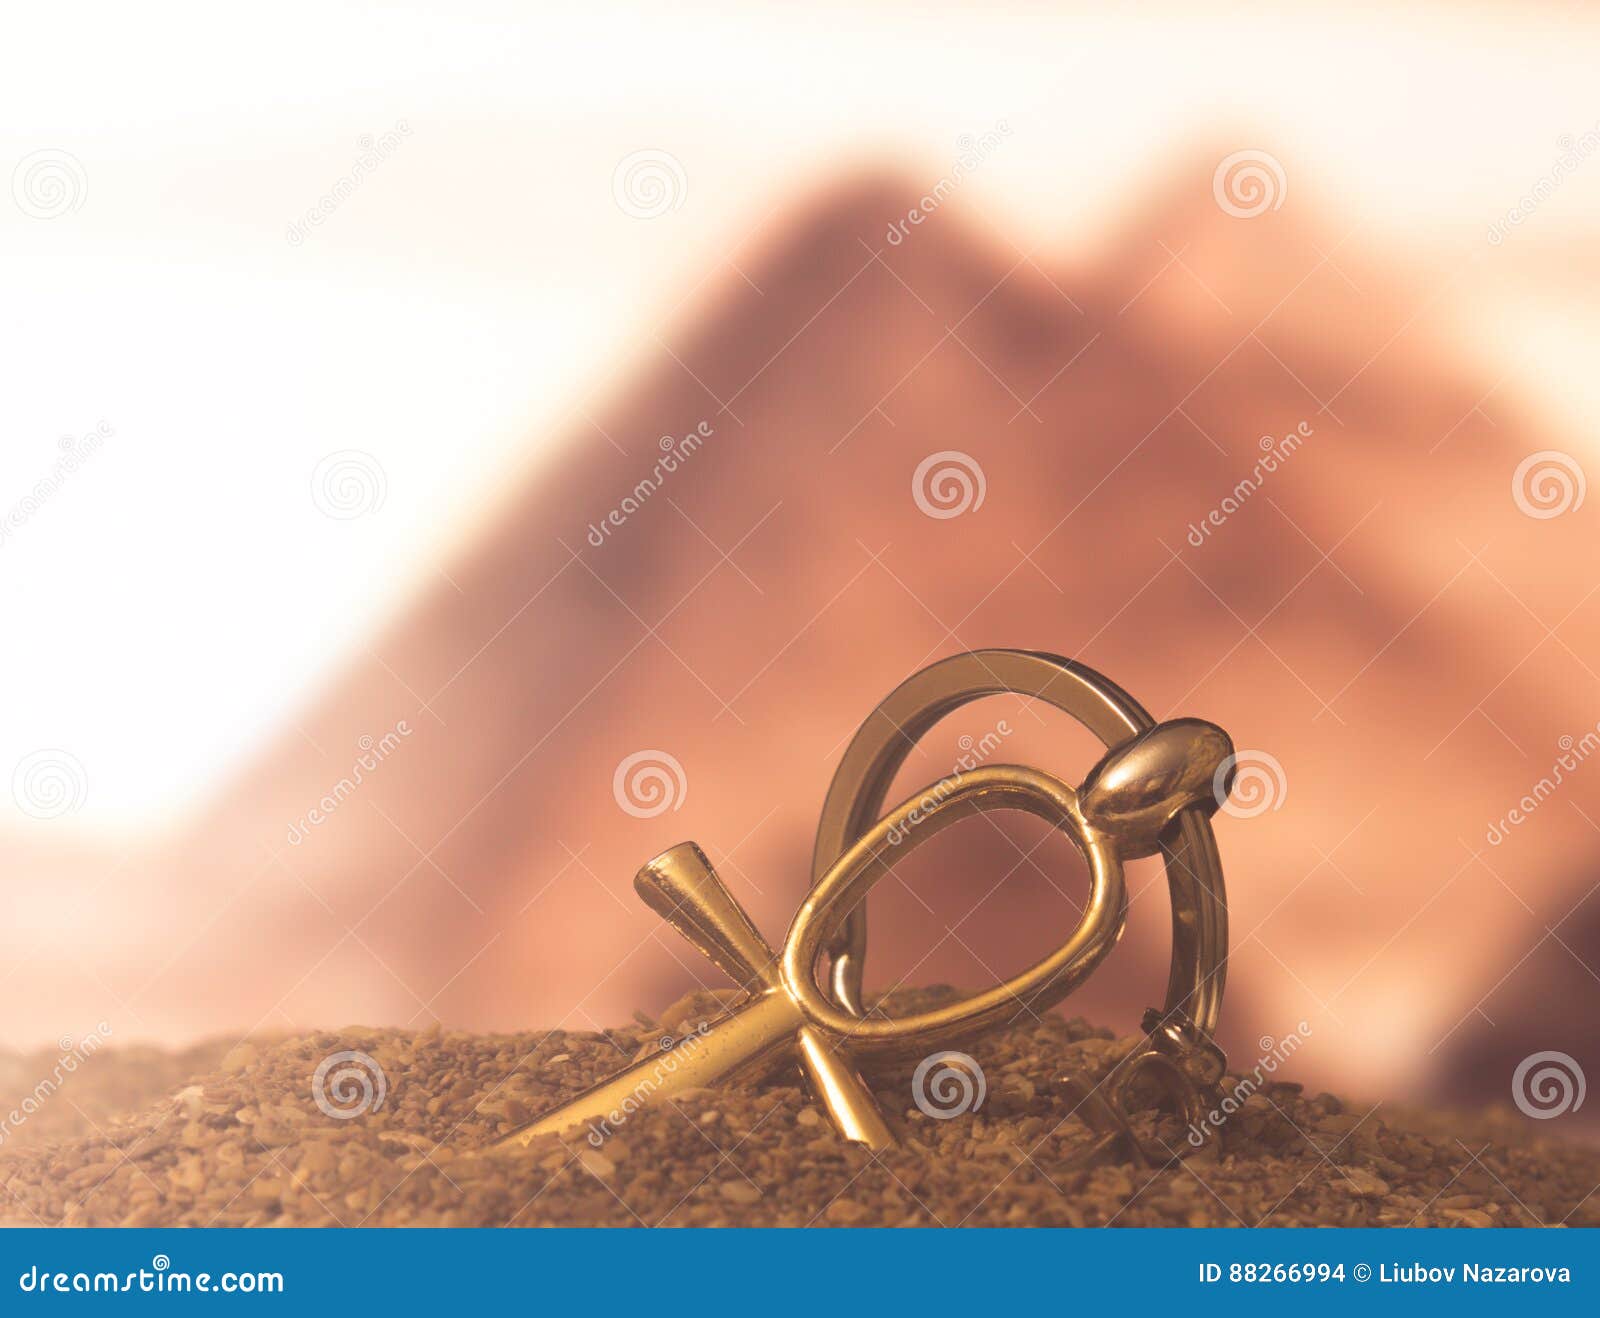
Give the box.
[4,0,1598,828]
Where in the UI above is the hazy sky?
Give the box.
[4,0,1597,827]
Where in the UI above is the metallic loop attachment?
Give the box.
[780,766,1127,1063]
[497,648,1238,1158]
[810,649,1231,1043]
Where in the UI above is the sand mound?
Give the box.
[1,992,1593,1227]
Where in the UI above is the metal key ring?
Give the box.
[809,649,1230,1044]
[497,649,1237,1156]
[781,764,1127,1063]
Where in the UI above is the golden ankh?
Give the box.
[500,836,896,1150]
[498,718,1231,1152]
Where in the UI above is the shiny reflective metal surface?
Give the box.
[781,765,1126,1062]
[810,649,1230,1041]
[497,649,1236,1159]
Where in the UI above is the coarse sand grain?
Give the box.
[2,990,1594,1228]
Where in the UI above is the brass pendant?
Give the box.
[497,649,1235,1157]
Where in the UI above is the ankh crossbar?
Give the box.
[495,728,1231,1153]
[497,838,896,1149]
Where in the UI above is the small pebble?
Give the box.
[578,1149,616,1179]
[0,988,1593,1229]
[1341,1168,1390,1198]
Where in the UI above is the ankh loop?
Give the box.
[497,649,1235,1159]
